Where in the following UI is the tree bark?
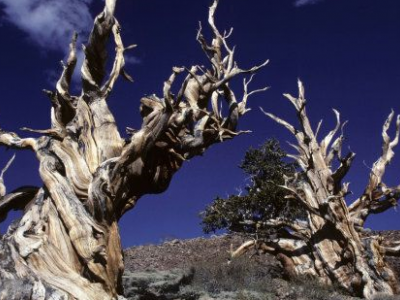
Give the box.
[0,1,268,299]
[233,81,400,299]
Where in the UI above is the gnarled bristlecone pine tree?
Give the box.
[230,80,400,299]
[0,0,268,299]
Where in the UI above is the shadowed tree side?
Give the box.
[202,81,400,299]
[0,0,268,299]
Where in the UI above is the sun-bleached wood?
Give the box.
[0,0,268,299]
[232,81,400,299]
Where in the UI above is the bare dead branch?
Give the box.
[321,109,341,157]
[238,75,269,116]
[0,186,39,222]
[349,112,400,227]
[81,1,116,92]
[380,242,400,257]
[260,107,297,135]
[0,1,272,298]
[56,32,78,97]
[0,154,15,197]
[261,81,400,298]
[0,130,36,150]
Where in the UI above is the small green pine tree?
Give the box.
[201,139,304,237]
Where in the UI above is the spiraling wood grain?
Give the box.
[231,80,400,299]
[0,0,268,299]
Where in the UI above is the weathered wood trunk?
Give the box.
[0,0,268,299]
[233,81,400,299]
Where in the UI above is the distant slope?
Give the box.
[124,232,399,278]
[123,232,400,300]
[124,234,277,272]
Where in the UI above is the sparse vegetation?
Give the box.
[201,82,400,298]
[123,234,400,299]
[189,252,276,294]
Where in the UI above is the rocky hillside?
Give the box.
[122,232,400,300]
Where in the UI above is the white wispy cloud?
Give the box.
[125,55,141,65]
[294,0,324,7]
[0,0,140,86]
[0,0,93,52]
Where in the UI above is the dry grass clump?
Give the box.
[189,252,280,294]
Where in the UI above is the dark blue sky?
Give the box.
[0,0,399,247]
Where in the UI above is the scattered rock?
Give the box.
[123,268,194,299]
[123,233,400,300]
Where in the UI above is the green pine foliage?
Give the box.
[201,139,304,236]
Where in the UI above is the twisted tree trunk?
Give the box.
[232,81,400,299]
[0,1,268,299]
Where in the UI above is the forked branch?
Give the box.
[349,112,400,227]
